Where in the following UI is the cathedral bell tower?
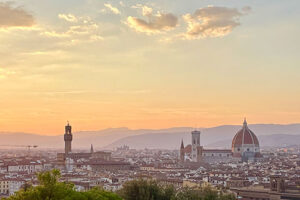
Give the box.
[191,130,201,162]
[64,122,73,155]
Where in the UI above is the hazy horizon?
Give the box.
[0,121,300,136]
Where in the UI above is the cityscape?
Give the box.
[0,120,298,199]
[1,0,300,199]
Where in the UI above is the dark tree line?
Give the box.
[118,179,235,200]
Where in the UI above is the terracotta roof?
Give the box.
[232,119,259,149]
[184,145,192,154]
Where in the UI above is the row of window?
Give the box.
[237,148,258,152]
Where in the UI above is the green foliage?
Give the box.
[118,179,176,200]
[118,179,236,200]
[4,169,121,200]
[3,170,235,200]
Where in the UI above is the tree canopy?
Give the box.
[4,169,121,200]
[118,179,236,200]
[4,170,235,200]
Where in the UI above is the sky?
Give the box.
[0,0,300,135]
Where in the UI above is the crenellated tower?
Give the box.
[64,122,73,155]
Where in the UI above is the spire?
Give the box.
[65,121,72,135]
[90,144,94,153]
[243,118,248,128]
[180,139,184,149]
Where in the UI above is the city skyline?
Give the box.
[1,0,300,135]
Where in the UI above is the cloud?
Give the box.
[131,4,153,17]
[119,1,125,7]
[127,6,178,34]
[58,14,78,22]
[41,14,103,43]
[141,6,153,17]
[104,3,121,15]
[182,6,250,39]
[0,2,34,28]
[0,68,16,79]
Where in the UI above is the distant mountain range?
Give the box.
[0,124,299,150]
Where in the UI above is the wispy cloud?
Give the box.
[58,14,78,23]
[0,2,34,28]
[181,6,251,39]
[127,5,178,34]
[41,14,103,43]
[0,68,16,79]
[104,3,121,15]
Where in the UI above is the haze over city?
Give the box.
[0,0,300,135]
[1,1,300,200]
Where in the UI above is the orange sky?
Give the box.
[0,0,300,135]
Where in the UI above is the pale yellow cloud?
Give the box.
[141,6,153,17]
[182,6,250,39]
[0,68,16,79]
[104,3,121,15]
[127,10,178,34]
[41,14,103,43]
[0,2,34,28]
[58,14,78,22]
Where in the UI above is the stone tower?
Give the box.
[90,144,94,153]
[191,130,201,162]
[64,122,73,155]
[270,176,285,193]
[180,139,185,163]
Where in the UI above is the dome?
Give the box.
[232,119,259,149]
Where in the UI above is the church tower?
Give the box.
[180,139,185,163]
[191,130,201,162]
[64,122,73,155]
[90,144,94,153]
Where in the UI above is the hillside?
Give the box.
[0,124,299,150]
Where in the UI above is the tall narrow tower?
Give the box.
[191,130,201,162]
[90,144,94,153]
[180,139,185,163]
[64,122,73,155]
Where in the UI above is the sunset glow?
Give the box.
[0,0,299,135]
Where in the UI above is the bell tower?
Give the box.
[64,122,73,155]
[191,130,201,162]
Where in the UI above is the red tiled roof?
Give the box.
[232,120,259,149]
[184,145,192,154]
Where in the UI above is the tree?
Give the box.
[118,179,236,200]
[118,179,176,200]
[4,169,121,200]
